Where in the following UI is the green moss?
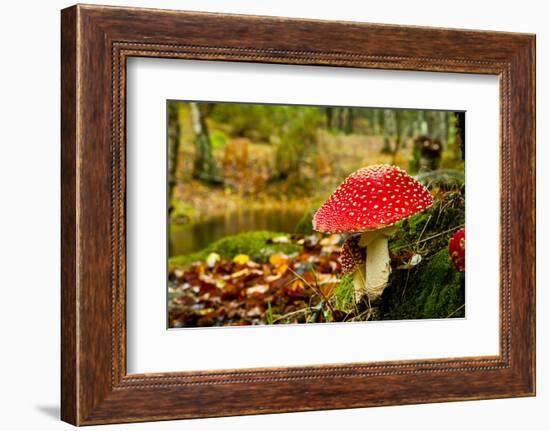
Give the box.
[415,249,465,318]
[333,273,355,312]
[381,248,465,320]
[211,231,301,262]
[406,213,430,237]
[416,169,465,191]
[168,250,208,271]
[389,190,465,257]
[168,230,301,271]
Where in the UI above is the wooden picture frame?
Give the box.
[61,4,535,425]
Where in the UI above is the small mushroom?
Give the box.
[313,164,433,302]
[339,236,369,300]
[449,228,465,272]
[339,235,365,275]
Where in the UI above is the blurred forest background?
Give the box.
[168,101,466,327]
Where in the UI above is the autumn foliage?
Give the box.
[168,234,352,327]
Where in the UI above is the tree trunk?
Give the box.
[167,102,181,214]
[456,112,466,160]
[345,108,354,134]
[190,102,217,182]
[337,108,345,131]
[415,110,427,136]
[439,111,448,149]
[372,108,381,134]
[325,107,333,130]
[381,109,393,154]
[391,110,403,164]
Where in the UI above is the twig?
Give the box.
[307,301,324,323]
[288,267,336,314]
[417,224,465,244]
[271,307,309,323]
[397,216,431,299]
[446,303,465,318]
[348,307,373,322]
[392,224,465,251]
[401,268,411,299]
[414,215,432,250]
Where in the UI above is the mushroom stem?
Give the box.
[352,264,366,303]
[356,226,398,301]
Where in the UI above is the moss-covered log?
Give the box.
[378,187,466,320]
[169,230,301,271]
[380,248,465,320]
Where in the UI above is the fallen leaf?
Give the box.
[246,306,263,317]
[206,252,221,268]
[397,253,423,269]
[274,263,289,275]
[233,254,250,264]
[231,268,250,279]
[221,283,242,300]
[246,284,269,295]
[411,254,422,266]
[264,273,282,282]
[269,252,289,266]
[320,283,337,298]
[320,234,341,246]
[271,235,290,244]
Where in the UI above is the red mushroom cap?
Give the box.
[339,235,366,274]
[313,165,433,233]
[449,228,465,272]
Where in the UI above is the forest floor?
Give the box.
[168,185,466,328]
[168,232,347,327]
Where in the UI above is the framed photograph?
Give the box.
[61,4,535,425]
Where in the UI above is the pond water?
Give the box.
[169,207,307,256]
